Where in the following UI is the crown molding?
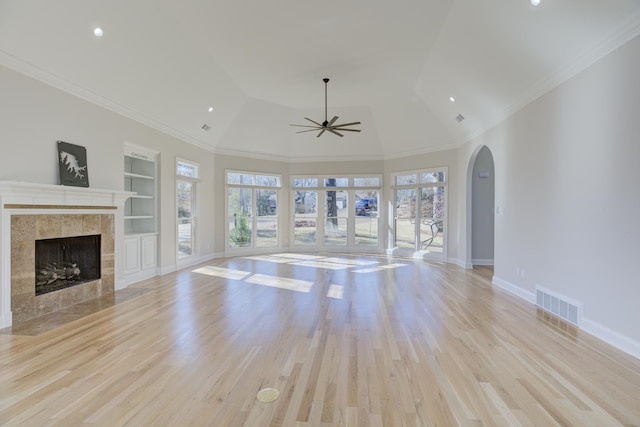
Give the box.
[463,11,640,145]
[0,49,215,153]
[382,139,459,160]
[213,146,386,163]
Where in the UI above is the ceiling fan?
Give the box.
[290,78,361,137]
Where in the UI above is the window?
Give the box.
[291,175,381,249]
[226,171,281,250]
[392,168,446,255]
[294,189,317,245]
[177,159,199,260]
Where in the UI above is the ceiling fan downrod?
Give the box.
[323,78,329,127]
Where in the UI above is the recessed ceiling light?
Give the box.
[449,96,455,103]
[208,106,214,112]
[93,27,104,37]
[530,0,541,6]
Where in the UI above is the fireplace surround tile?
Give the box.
[83,214,101,234]
[61,214,84,237]
[11,215,36,241]
[36,214,62,239]
[11,213,115,325]
[11,292,35,324]
[12,276,33,298]
[101,214,115,252]
[11,239,34,283]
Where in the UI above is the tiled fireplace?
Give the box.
[11,213,114,324]
[0,182,132,328]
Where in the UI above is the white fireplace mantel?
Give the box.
[0,181,135,328]
[0,181,133,207]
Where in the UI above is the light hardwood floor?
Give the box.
[1,253,639,426]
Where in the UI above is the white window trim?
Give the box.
[176,158,200,265]
[290,174,383,251]
[225,170,283,254]
[390,167,448,259]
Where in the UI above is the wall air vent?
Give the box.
[535,285,583,326]
[201,124,211,132]
[455,114,464,123]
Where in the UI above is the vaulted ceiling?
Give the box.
[1,0,639,161]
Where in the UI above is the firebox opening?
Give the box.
[35,234,101,296]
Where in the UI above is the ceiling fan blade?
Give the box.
[328,129,344,137]
[317,129,326,137]
[290,124,322,128]
[331,121,361,128]
[304,117,323,127]
[328,116,339,126]
[296,128,322,134]
[332,128,361,132]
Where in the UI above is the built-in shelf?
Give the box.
[124,148,156,236]
[124,172,154,180]
[123,144,159,284]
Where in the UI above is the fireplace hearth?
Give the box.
[35,234,101,296]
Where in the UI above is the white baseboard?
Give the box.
[119,268,159,288]
[158,253,223,276]
[449,257,473,269]
[581,318,640,360]
[158,264,177,276]
[1,311,12,329]
[176,253,218,271]
[472,258,494,266]
[492,275,640,361]
[491,276,536,304]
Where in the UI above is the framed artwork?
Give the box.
[57,141,89,187]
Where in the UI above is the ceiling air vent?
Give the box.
[455,114,464,123]
[201,124,211,132]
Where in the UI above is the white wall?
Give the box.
[457,34,640,355]
[0,65,216,277]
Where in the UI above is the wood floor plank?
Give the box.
[0,256,639,426]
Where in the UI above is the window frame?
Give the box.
[290,174,382,250]
[225,170,282,252]
[390,167,447,258]
[176,158,200,264]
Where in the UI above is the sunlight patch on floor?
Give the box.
[246,274,314,293]
[192,266,251,280]
[242,255,295,263]
[327,284,344,299]
[353,263,408,273]
[290,260,352,270]
[270,253,324,260]
[320,257,379,266]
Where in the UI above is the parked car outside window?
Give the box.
[356,197,377,215]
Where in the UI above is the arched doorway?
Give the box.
[467,145,495,266]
